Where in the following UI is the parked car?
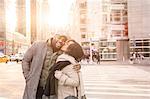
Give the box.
[10,55,17,62]
[9,53,24,63]
[0,55,10,63]
[15,53,24,63]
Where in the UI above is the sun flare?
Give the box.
[6,0,17,32]
[48,0,75,27]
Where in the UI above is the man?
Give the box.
[22,34,69,99]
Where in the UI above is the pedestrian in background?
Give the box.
[96,52,100,64]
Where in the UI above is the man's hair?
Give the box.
[64,41,84,62]
[53,34,68,42]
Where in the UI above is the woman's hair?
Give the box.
[64,41,84,62]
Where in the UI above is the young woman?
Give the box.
[54,40,85,99]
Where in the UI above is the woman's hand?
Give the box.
[54,70,63,79]
[73,64,81,72]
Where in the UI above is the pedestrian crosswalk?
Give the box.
[81,65,150,99]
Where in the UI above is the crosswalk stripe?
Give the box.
[83,81,150,97]
[83,77,150,98]
[85,91,150,97]
[84,83,150,87]
[0,98,8,99]
[81,65,150,98]
[85,86,150,92]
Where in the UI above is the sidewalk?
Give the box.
[130,57,150,66]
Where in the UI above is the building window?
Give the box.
[143,48,150,52]
[143,42,149,46]
[112,30,121,37]
[103,15,107,23]
[103,6,108,12]
[136,43,142,46]
[80,28,86,32]
[113,17,121,21]
[100,42,107,47]
[80,2,87,8]
[80,18,86,24]
[81,34,86,38]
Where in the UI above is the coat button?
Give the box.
[34,88,36,91]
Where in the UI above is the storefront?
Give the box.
[4,32,30,55]
[4,41,29,55]
[0,41,5,53]
[99,39,117,61]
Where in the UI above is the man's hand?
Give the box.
[73,64,81,72]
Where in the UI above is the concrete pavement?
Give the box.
[81,64,150,99]
[0,62,150,99]
[81,58,150,65]
[0,62,25,99]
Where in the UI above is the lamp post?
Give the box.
[12,32,15,55]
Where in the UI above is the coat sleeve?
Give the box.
[22,42,37,80]
[56,65,79,87]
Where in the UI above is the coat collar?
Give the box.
[56,53,77,65]
[46,38,52,47]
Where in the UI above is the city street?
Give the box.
[0,62,150,99]
[81,64,150,99]
[0,62,25,99]
[0,0,150,99]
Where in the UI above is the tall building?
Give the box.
[80,0,103,57]
[30,0,37,43]
[79,0,88,49]
[35,0,80,42]
[78,0,129,61]
[1,0,81,55]
[68,0,80,42]
[0,0,6,54]
[100,0,129,61]
[16,0,26,36]
[87,0,102,40]
[0,0,31,55]
[128,0,150,57]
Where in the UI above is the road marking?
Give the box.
[0,97,8,99]
[85,86,150,92]
[85,91,150,97]
[81,65,150,98]
[84,83,150,87]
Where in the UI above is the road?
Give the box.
[81,64,150,99]
[0,62,25,99]
[0,62,150,99]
